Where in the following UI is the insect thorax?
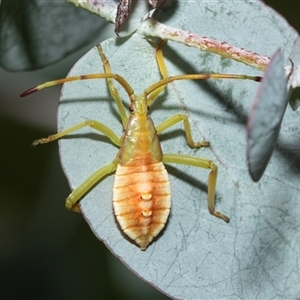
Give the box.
[117,114,162,165]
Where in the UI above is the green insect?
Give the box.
[21,41,260,250]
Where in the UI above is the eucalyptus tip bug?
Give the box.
[21,41,261,250]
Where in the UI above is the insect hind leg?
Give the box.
[163,153,230,223]
[66,161,118,212]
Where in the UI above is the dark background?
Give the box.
[0,2,298,299]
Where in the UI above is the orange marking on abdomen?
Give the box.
[113,161,171,250]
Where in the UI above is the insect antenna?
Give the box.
[20,73,134,100]
[145,73,262,103]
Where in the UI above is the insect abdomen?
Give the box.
[113,161,171,250]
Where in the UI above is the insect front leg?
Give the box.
[156,114,210,148]
[33,120,121,147]
[147,41,169,107]
[163,153,230,223]
[96,44,128,129]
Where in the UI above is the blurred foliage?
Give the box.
[264,0,299,33]
[0,0,107,71]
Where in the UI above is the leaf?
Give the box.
[247,49,288,182]
[0,0,108,71]
[53,1,299,299]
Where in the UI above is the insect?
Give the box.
[21,41,261,250]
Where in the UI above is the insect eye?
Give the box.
[129,104,135,113]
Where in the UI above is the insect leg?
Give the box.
[147,41,169,107]
[66,160,118,212]
[96,44,128,129]
[32,120,121,147]
[156,114,209,148]
[163,153,230,223]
